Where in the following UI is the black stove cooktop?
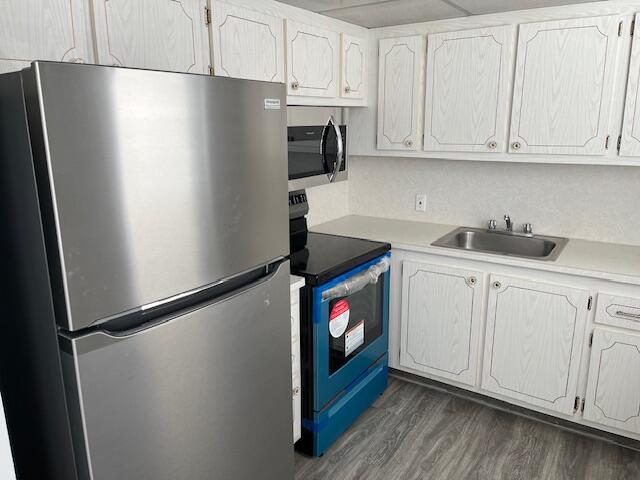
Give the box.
[290,232,390,286]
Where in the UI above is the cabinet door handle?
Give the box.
[467,276,477,286]
[344,85,351,94]
[404,139,414,148]
[511,141,522,150]
[492,281,502,289]
[291,80,299,90]
[615,310,640,320]
[487,141,497,150]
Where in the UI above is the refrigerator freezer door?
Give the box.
[60,261,293,480]
[24,62,289,331]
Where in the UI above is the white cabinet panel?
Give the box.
[341,34,365,99]
[509,16,619,155]
[91,0,209,74]
[400,261,484,387]
[423,25,514,153]
[620,14,640,157]
[211,2,284,82]
[286,20,339,98]
[0,0,92,73]
[481,275,589,415]
[377,35,423,151]
[290,276,304,443]
[584,328,640,435]
[0,395,15,480]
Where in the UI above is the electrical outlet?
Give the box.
[415,193,427,212]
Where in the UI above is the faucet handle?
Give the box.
[488,219,497,230]
[504,213,511,221]
[523,223,533,235]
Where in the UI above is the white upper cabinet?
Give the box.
[583,328,640,435]
[423,25,514,153]
[481,275,590,415]
[0,0,92,73]
[341,34,366,99]
[91,0,210,74]
[400,261,484,387]
[210,2,284,82]
[377,35,423,151]
[620,14,640,157]
[508,15,619,155]
[286,20,339,98]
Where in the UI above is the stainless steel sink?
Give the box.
[431,227,568,261]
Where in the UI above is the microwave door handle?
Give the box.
[322,256,390,302]
[327,115,344,183]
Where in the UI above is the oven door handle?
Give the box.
[322,256,390,302]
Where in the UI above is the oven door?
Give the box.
[311,253,390,409]
[288,121,346,190]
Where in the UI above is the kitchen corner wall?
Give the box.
[306,181,350,227]
[347,156,640,247]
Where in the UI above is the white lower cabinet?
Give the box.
[399,261,484,387]
[481,275,590,415]
[290,276,304,443]
[583,328,640,435]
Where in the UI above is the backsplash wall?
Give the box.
[347,156,640,246]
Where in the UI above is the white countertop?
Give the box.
[311,216,640,286]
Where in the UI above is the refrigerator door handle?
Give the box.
[65,261,288,344]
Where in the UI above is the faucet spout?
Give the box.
[504,214,513,232]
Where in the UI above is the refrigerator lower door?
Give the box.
[60,261,293,480]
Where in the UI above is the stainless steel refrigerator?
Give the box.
[0,62,293,480]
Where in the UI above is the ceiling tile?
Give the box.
[447,0,593,15]
[323,0,467,28]
[276,0,391,13]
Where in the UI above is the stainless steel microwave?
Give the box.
[288,107,347,190]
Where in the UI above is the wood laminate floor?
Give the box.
[294,377,640,480]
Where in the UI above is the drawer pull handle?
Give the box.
[615,310,640,320]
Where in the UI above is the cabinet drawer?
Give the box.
[595,293,640,332]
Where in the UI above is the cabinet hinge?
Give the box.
[574,396,581,413]
[208,65,215,76]
[605,135,610,150]
[619,21,624,37]
[581,398,586,413]
[617,135,622,152]
[204,6,212,25]
[587,296,593,310]
[589,331,594,347]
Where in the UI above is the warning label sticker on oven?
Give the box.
[329,300,350,338]
[345,320,365,357]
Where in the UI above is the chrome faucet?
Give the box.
[504,214,513,232]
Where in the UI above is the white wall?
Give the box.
[347,156,640,246]
[306,181,350,227]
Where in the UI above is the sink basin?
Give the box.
[431,227,568,261]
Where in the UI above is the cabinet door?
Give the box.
[508,16,619,155]
[211,2,284,82]
[423,25,514,153]
[583,328,640,435]
[481,275,589,415]
[400,261,484,387]
[377,35,423,151]
[91,0,210,74]
[620,14,640,157]
[341,34,366,99]
[286,20,339,98]
[0,0,92,73]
